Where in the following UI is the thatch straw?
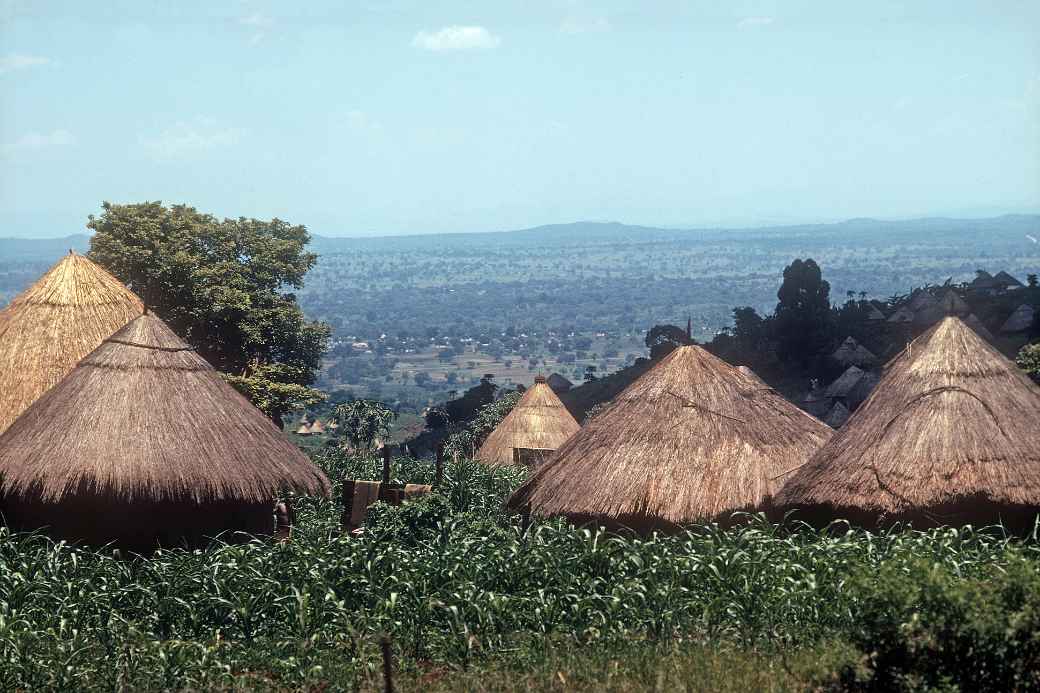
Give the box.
[775,317,1040,526]
[476,377,581,466]
[963,314,996,343]
[831,337,877,368]
[309,418,326,435]
[735,365,768,387]
[0,313,331,505]
[823,401,850,429]
[1001,304,1035,334]
[0,252,143,434]
[507,346,833,529]
[295,421,313,435]
[887,306,915,324]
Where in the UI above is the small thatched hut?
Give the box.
[823,401,851,429]
[295,421,313,435]
[775,317,1040,529]
[0,313,331,550]
[309,418,326,435]
[0,252,143,434]
[507,346,833,531]
[831,337,878,368]
[963,314,996,343]
[1001,304,1035,334]
[476,376,580,466]
[887,306,915,324]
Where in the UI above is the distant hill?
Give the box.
[0,234,91,261]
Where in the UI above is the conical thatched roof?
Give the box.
[309,418,326,435]
[0,252,143,434]
[823,401,850,429]
[735,365,768,387]
[776,317,1040,526]
[0,313,331,505]
[909,290,937,311]
[831,337,878,368]
[993,271,1024,289]
[547,372,573,393]
[866,304,887,321]
[963,314,996,343]
[507,346,833,529]
[476,376,580,466]
[887,306,915,323]
[938,290,970,316]
[295,421,313,435]
[825,366,866,399]
[1001,304,1035,334]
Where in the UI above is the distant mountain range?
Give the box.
[3,215,1039,262]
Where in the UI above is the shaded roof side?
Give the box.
[887,306,915,323]
[776,317,1040,515]
[508,345,832,525]
[823,401,850,429]
[993,271,1024,288]
[963,314,996,342]
[1001,304,1035,333]
[476,382,581,465]
[0,313,330,503]
[825,366,866,398]
[0,253,144,434]
[831,337,877,366]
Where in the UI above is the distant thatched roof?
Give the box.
[823,401,850,429]
[963,314,996,343]
[0,313,331,505]
[831,337,878,368]
[865,304,886,321]
[547,372,573,393]
[908,290,937,311]
[309,418,326,435]
[1001,304,1035,334]
[993,271,1024,289]
[887,306,915,324]
[295,421,313,435]
[476,376,581,466]
[938,290,970,316]
[507,346,833,529]
[825,366,866,399]
[776,317,1040,525]
[0,252,143,434]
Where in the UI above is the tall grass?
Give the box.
[0,449,1038,690]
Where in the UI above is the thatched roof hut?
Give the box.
[1001,304,1035,334]
[887,306,915,324]
[295,421,313,435]
[547,372,573,394]
[831,337,878,368]
[865,304,887,321]
[735,365,768,387]
[507,346,833,531]
[0,312,331,550]
[908,290,937,311]
[823,401,850,429]
[993,271,1024,290]
[0,252,143,434]
[938,290,970,316]
[825,366,866,399]
[775,317,1040,529]
[963,314,996,343]
[309,418,326,435]
[476,376,580,466]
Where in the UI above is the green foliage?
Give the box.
[443,391,523,459]
[223,363,327,423]
[644,323,693,359]
[774,258,834,369]
[87,201,330,424]
[332,399,396,451]
[1018,343,1040,382]
[0,454,1038,690]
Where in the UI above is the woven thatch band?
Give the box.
[104,338,196,353]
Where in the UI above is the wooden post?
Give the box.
[382,445,392,487]
[380,634,395,693]
[435,443,445,488]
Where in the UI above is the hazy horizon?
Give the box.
[2,1,1038,239]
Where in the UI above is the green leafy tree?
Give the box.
[644,324,693,359]
[87,201,330,427]
[774,258,834,369]
[1017,343,1040,383]
[444,391,523,458]
[333,399,396,452]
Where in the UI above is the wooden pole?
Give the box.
[435,443,445,488]
[380,634,395,693]
[382,445,392,487]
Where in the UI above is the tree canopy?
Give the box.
[87,201,330,426]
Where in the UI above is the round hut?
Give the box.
[0,251,143,434]
[507,346,833,532]
[0,312,331,550]
[476,376,581,466]
[775,317,1040,530]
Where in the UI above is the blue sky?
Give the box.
[2,1,1038,238]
